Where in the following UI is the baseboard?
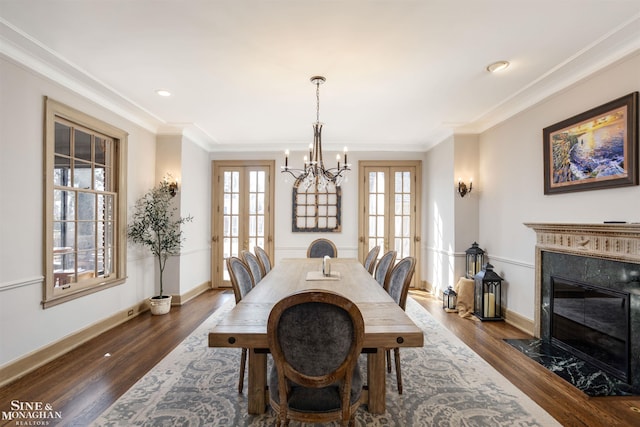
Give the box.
[171,281,211,305]
[0,282,211,388]
[503,307,534,336]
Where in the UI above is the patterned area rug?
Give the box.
[93,298,560,426]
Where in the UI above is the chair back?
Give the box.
[254,246,272,275]
[386,256,416,310]
[374,250,397,287]
[226,257,253,303]
[307,238,338,258]
[363,246,380,274]
[241,250,263,284]
[267,289,364,425]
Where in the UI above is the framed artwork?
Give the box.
[543,92,638,195]
[292,178,341,232]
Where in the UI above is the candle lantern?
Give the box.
[442,285,457,312]
[465,242,485,279]
[474,263,503,321]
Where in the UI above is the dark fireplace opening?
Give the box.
[551,276,630,383]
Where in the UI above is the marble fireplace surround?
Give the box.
[525,223,640,390]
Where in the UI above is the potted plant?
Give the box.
[128,181,193,315]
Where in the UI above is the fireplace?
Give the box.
[551,276,630,382]
[526,223,640,394]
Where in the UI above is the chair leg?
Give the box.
[394,347,402,394]
[238,348,247,394]
[386,349,392,373]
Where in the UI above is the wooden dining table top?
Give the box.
[208,258,424,350]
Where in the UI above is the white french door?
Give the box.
[212,161,274,288]
[359,161,421,285]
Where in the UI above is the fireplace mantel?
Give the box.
[525,223,640,264]
[525,223,640,338]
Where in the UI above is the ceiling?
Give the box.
[1,1,639,153]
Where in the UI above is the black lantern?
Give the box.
[473,263,503,321]
[465,242,485,279]
[442,286,457,312]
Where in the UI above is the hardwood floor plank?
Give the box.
[1,288,639,426]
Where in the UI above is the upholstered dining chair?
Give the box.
[307,238,338,258]
[374,250,397,288]
[267,290,364,427]
[254,246,272,276]
[241,250,263,285]
[363,246,380,274]
[226,256,254,393]
[384,256,416,394]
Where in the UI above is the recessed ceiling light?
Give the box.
[486,61,510,73]
[156,89,171,97]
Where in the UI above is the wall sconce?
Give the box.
[458,178,472,197]
[168,181,178,197]
[163,174,179,197]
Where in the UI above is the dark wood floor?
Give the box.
[1,289,639,426]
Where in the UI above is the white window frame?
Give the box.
[43,98,128,308]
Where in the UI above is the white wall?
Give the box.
[424,136,456,292]
[478,52,640,320]
[0,57,157,367]
[178,136,211,294]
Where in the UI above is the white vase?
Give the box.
[148,295,172,315]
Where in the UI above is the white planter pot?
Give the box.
[148,295,172,315]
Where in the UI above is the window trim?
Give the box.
[43,97,128,308]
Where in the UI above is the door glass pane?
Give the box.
[223,170,241,279]
[393,170,413,260]
[248,170,266,254]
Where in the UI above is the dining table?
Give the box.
[208,257,424,414]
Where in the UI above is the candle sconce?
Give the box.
[458,179,473,197]
[163,174,179,197]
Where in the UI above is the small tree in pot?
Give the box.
[128,180,193,315]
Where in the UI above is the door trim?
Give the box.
[358,160,422,287]
[211,160,275,288]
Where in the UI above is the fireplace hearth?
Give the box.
[524,223,640,395]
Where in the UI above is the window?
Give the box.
[292,179,341,232]
[44,98,127,308]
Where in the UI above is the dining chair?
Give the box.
[384,256,416,394]
[307,238,338,258]
[254,246,272,275]
[363,245,380,275]
[267,289,364,427]
[226,256,254,393]
[374,250,397,288]
[241,250,263,285]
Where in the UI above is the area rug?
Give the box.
[92,298,560,426]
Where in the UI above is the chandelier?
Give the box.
[281,76,350,191]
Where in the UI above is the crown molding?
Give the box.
[0,18,164,134]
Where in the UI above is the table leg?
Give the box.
[247,350,267,414]
[367,348,386,414]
